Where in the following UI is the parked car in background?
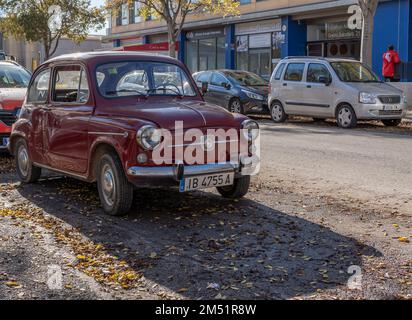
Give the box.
[0,61,31,151]
[9,52,259,216]
[193,70,269,115]
[268,57,408,128]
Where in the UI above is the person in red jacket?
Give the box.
[382,45,401,82]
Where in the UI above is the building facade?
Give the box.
[103,0,412,81]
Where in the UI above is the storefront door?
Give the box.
[249,48,271,80]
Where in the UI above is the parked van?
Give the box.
[268,57,408,128]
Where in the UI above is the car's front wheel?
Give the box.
[270,101,288,123]
[229,98,244,114]
[381,119,402,127]
[217,176,250,199]
[97,152,134,216]
[336,104,357,128]
[15,139,41,183]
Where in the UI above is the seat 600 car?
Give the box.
[9,52,259,216]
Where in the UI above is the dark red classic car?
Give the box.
[9,52,259,216]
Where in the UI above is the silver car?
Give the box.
[268,57,408,128]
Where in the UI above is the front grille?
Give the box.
[378,96,401,104]
[378,110,402,115]
[0,111,17,127]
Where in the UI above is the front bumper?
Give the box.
[355,102,408,119]
[243,99,269,114]
[127,159,258,187]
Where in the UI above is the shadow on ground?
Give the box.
[4,168,382,299]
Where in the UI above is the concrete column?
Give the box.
[280,16,307,58]
[225,24,235,69]
[178,31,186,63]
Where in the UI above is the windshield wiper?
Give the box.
[105,89,148,97]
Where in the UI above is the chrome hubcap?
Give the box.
[338,107,352,127]
[18,145,29,177]
[271,104,283,121]
[101,164,115,206]
[231,100,241,113]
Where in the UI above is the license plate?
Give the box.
[1,137,9,147]
[180,172,234,192]
[383,105,400,111]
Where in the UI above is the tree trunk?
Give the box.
[360,11,374,66]
[167,22,177,58]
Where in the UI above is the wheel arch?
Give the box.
[334,102,355,117]
[88,142,122,182]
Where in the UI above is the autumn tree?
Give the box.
[0,0,106,60]
[357,0,378,66]
[108,0,239,58]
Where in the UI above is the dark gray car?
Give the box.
[193,70,269,115]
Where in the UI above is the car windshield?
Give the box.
[96,61,197,98]
[224,71,268,86]
[0,64,31,88]
[330,61,380,83]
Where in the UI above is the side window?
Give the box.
[28,69,50,103]
[210,73,227,87]
[274,63,286,80]
[52,65,89,103]
[284,63,305,82]
[307,63,332,83]
[197,72,210,83]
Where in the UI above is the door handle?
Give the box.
[282,83,287,86]
[306,85,312,88]
[42,107,52,111]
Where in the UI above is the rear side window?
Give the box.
[273,63,286,80]
[210,73,227,87]
[307,63,331,83]
[27,69,50,103]
[284,63,305,82]
[52,65,89,103]
[197,72,211,83]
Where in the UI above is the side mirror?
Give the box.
[222,82,231,90]
[318,76,331,86]
[201,81,209,94]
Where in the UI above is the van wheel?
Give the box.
[97,152,134,216]
[382,119,402,127]
[15,139,41,183]
[229,98,244,114]
[270,102,287,123]
[336,104,357,128]
[217,176,250,199]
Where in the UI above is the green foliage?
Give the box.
[0,0,106,59]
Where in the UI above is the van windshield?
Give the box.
[330,61,381,83]
[96,61,197,98]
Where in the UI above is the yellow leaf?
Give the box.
[149,252,158,259]
[398,237,410,243]
[5,281,19,287]
[177,287,188,293]
[76,255,87,260]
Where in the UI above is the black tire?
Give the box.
[15,139,41,183]
[217,175,250,199]
[229,98,244,114]
[96,152,134,216]
[381,119,402,127]
[336,104,357,128]
[270,101,288,123]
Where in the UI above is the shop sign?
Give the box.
[249,33,271,48]
[236,35,248,52]
[186,28,225,40]
[326,21,361,40]
[235,19,282,36]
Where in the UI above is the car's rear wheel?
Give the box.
[97,152,134,216]
[381,119,402,127]
[270,101,288,123]
[336,104,357,128]
[15,139,41,183]
[229,98,244,114]
[217,175,250,199]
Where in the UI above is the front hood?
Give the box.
[0,88,27,110]
[109,99,243,130]
[241,85,269,96]
[345,82,403,95]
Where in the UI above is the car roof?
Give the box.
[44,51,181,65]
[279,56,360,63]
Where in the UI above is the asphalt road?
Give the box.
[258,118,412,216]
[0,118,411,300]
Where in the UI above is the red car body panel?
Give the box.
[10,52,249,184]
[0,88,26,134]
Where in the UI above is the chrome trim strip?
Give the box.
[166,140,239,148]
[127,162,240,178]
[33,162,88,180]
[89,131,128,138]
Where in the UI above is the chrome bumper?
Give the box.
[127,162,241,180]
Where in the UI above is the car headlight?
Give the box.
[359,92,377,104]
[241,89,265,101]
[241,119,259,141]
[402,93,407,104]
[137,125,162,150]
